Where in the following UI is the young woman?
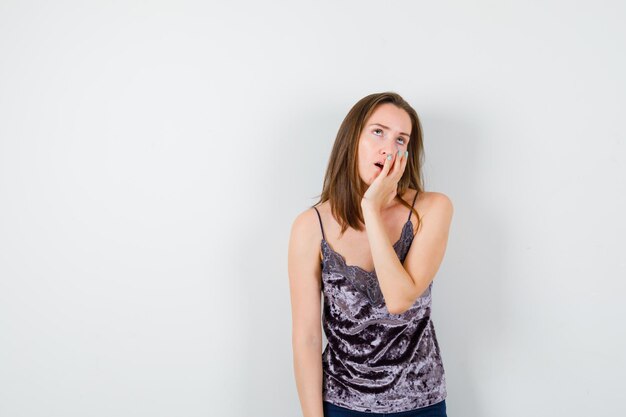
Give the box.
[288,92,453,417]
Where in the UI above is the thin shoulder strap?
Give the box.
[312,206,326,241]
[407,190,419,221]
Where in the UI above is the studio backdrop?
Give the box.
[0,1,624,416]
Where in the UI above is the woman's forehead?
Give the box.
[366,104,412,134]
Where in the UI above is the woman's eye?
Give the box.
[373,129,405,145]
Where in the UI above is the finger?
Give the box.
[392,150,403,176]
[391,150,406,182]
[380,153,392,176]
[400,149,408,173]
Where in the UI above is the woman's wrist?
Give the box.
[360,201,382,221]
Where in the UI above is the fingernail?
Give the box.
[398,150,402,157]
[405,150,408,157]
[387,154,392,160]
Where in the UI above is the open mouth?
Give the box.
[374,162,384,170]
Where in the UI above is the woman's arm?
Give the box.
[362,192,454,314]
[288,209,324,417]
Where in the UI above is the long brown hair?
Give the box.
[312,91,425,237]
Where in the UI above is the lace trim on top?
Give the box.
[320,219,415,308]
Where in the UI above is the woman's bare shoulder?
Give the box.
[290,204,325,243]
[418,191,454,217]
[289,205,326,268]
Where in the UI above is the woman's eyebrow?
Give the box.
[369,123,410,137]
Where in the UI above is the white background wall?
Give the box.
[1,1,624,416]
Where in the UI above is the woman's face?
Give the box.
[357,103,412,185]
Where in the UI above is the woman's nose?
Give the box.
[382,144,399,157]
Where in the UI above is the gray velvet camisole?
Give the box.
[312,191,447,413]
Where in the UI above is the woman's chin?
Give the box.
[360,170,379,185]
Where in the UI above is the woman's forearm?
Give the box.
[292,339,324,417]
[361,203,417,313]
